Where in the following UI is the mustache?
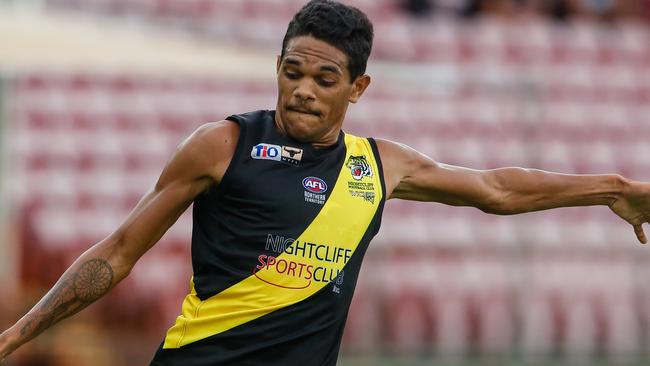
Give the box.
[287,105,320,116]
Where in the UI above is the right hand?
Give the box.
[608,180,650,244]
[0,329,17,362]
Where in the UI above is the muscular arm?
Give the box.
[377,138,650,243]
[0,120,239,359]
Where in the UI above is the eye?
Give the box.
[284,70,300,80]
[317,78,336,87]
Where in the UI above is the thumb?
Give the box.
[634,223,647,244]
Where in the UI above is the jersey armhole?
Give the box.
[367,137,387,204]
[213,115,248,193]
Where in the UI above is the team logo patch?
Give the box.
[281,146,303,165]
[252,143,303,166]
[346,155,373,181]
[302,177,327,193]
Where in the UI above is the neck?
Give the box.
[311,130,341,149]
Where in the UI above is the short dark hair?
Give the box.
[281,0,374,82]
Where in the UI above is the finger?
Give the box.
[634,223,647,244]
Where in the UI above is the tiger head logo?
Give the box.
[346,155,372,181]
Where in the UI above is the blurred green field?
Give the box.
[338,355,650,366]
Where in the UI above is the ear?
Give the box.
[349,74,371,104]
[276,55,282,73]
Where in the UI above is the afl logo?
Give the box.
[302,177,327,193]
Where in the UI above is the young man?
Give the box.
[1,1,649,365]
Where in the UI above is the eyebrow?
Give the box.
[320,65,342,75]
[284,58,342,75]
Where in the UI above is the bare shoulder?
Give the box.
[182,120,239,156]
[158,120,240,188]
[374,138,435,171]
[373,138,436,198]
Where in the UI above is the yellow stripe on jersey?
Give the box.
[163,134,383,349]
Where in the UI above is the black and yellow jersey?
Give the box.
[151,110,385,366]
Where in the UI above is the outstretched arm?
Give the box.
[376,138,650,243]
[0,121,239,360]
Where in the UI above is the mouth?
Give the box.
[287,106,320,116]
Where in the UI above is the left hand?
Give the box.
[609,180,650,244]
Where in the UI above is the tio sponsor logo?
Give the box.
[302,177,327,194]
[251,143,303,165]
[251,143,281,161]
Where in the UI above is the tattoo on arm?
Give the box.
[72,259,114,302]
[18,259,114,341]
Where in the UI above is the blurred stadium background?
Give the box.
[1,0,650,365]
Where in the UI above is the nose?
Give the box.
[293,79,316,101]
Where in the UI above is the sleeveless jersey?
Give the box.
[151,110,385,366]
